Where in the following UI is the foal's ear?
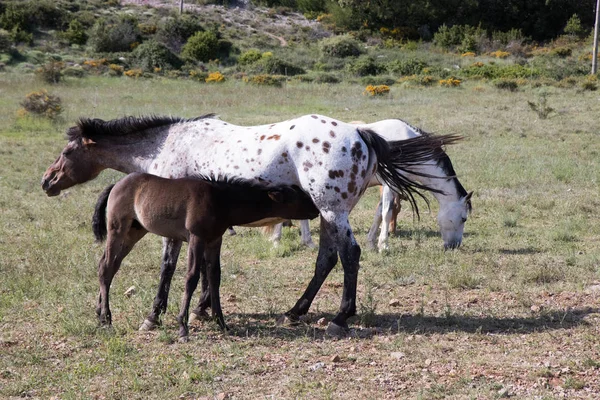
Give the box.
[268,190,284,203]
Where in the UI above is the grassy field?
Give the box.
[1,72,600,399]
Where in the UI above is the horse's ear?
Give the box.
[465,191,473,202]
[82,137,97,146]
[268,190,284,203]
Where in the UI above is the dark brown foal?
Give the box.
[92,172,318,340]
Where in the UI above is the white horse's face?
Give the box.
[436,192,473,250]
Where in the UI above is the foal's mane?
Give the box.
[67,114,216,142]
[192,174,308,198]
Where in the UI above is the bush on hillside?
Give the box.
[20,89,62,119]
[319,34,362,58]
[244,56,305,76]
[0,29,11,53]
[238,49,263,65]
[345,56,384,77]
[181,31,221,62]
[60,19,88,46]
[156,14,204,53]
[35,60,64,84]
[89,16,141,53]
[132,40,182,72]
[386,58,428,76]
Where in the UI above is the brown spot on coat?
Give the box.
[267,135,281,140]
[312,138,320,143]
[341,192,348,199]
[296,141,303,148]
[321,119,326,124]
[290,125,295,130]
[329,130,336,138]
[322,141,331,154]
[260,135,266,141]
[331,121,338,126]
[311,115,318,119]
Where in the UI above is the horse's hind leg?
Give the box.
[281,215,338,324]
[177,235,204,342]
[140,238,182,331]
[377,185,397,252]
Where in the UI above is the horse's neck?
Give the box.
[407,162,462,203]
[95,137,164,174]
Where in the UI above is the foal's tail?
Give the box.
[92,184,115,242]
[357,127,462,217]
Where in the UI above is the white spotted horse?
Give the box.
[267,119,473,252]
[42,114,460,336]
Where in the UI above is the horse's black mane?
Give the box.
[397,118,471,210]
[67,114,216,141]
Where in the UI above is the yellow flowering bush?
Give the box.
[108,64,124,76]
[206,71,225,83]
[83,58,108,69]
[472,61,484,67]
[461,52,476,57]
[439,77,462,87]
[19,89,63,119]
[363,85,390,96]
[124,68,143,78]
[490,50,510,59]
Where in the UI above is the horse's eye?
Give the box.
[63,148,73,156]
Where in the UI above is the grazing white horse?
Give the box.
[266,119,472,252]
[42,114,459,335]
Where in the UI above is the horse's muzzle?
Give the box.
[444,241,462,251]
[41,175,60,196]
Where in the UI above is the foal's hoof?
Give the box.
[139,319,158,331]
[178,335,190,343]
[325,322,350,338]
[189,310,210,324]
[276,314,300,326]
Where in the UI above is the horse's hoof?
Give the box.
[303,241,317,249]
[325,322,349,338]
[378,244,389,253]
[366,241,377,251]
[276,314,300,326]
[139,319,158,331]
[189,310,210,324]
[178,335,189,343]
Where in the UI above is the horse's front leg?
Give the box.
[280,215,338,324]
[189,258,211,323]
[177,235,204,342]
[139,238,182,331]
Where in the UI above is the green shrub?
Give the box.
[360,76,395,86]
[238,49,263,66]
[461,63,540,80]
[312,73,340,83]
[434,24,486,52]
[0,0,67,32]
[156,14,203,52]
[19,89,62,119]
[89,16,141,53]
[345,56,383,77]
[550,47,572,58]
[319,34,362,58]
[35,60,64,84]
[0,28,11,53]
[181,30,220,62]
[491,28,525,46]
[244,74,285,87]
[581,80,598,91]
[60,19,88,46]
[245,56,305,76]
[62,65,85,78]
[386,58,427,75]
[132,40,182,72]
[563,14,586,39]
[492,78,519,91]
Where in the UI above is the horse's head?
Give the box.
[437,191,473,250]
[267,185,319,220]
[41,125,103,196]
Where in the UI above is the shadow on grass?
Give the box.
[219,306,598,340]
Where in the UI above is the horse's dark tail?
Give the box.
[357,127,462,218]
[92,184,115,242]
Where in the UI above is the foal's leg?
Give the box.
[389,193,401,235]
[204,238,227,330]
[269,223,283,246]
[281,215,338,324]
[177,235,204,342]
[139,238,182,331]
[97,227,147,326]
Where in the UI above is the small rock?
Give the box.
[330,355,341,363]
[390,352,405,360]
[309,362,325,371]
[388,299,401,307]
[497,387,510,398]
[530,305,541,313]
[317,317,328,326]
[124,286,136,297]
[585,284,600,294]
[216,393,229,400]
[425,359,432,366]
